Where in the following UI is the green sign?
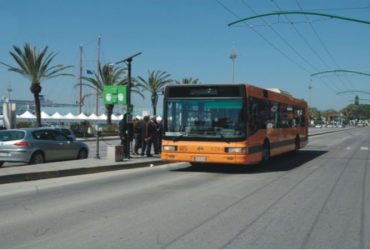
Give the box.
[103,85,127,105]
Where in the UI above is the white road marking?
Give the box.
[360,147,369,151]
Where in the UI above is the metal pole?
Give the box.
[95,131,100,159]
[126,58,132,159]
[230,46,237,84]
[114,52,142,159]
[79,44,83,113]
[96,35,101,115]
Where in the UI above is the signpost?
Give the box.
[103,85,127,105]
[114,52,142,159]
[102,84,132,159]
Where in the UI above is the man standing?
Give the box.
[141,115,155,157]
[119,113,132,158]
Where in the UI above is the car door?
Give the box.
[50,130,79,160]
[32,130,61,161]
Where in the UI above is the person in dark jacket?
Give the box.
[119,114,129,158]
[156,116,163,154]
[140,116,148,156]
[133,116,142,155]
[141,115,156,157]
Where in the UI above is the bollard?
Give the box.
[95,131,100,159]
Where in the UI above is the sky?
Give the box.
[1,0,370,115]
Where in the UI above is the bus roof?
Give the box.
[165,83,307,106]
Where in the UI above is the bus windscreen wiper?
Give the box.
[172,134,184,142]
[216,131,230,143]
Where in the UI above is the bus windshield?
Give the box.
[165,98,246,140]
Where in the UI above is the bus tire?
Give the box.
[294,136,300,152]
[262,140,270,163]
[191,162,202,167]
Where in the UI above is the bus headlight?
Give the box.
[225,147,248,153]
[162,145,178,151]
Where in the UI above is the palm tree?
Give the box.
[82,63,144,124]
[138,70,172,116]
[175,77,200,85]
[0,44,73,127]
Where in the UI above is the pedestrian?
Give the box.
[119,113,130,158]
[156,116,163,154]
[133,115,142,155]
[140,116,149,156]
[141,115,155,157]
[150,116,159,154]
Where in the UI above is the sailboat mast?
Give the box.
[96,35,101,115]
[79,44,83,114]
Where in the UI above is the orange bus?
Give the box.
[161,84,308,165]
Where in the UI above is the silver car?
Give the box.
[0,128,89,166]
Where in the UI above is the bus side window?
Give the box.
[249,98,269,134]
[249,98,259,134]
[269,102,279,128]
[294,106,305,127]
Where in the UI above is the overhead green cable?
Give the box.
[310,70,370,78]
[228,11,370,27]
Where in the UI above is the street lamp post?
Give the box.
[230,47,237,83]
[6,84,12,102]
[115,52,142,159]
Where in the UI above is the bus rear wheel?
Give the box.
[261,141,270,163]
[294,136,300,152]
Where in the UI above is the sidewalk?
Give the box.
[0,127,352,185]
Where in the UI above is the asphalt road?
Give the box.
[0,128,369,248]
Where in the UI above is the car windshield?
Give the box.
[164,98,246,140]
[0,131,26,142]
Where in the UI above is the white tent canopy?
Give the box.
[98,114,107,120]
[19,111,36,119]
[88,113,99,120]
[41,111,51,119]
[64,112,76,120]
[13,111,125,122]
[51,112,64,119]
[111,114,120,121]
[76,113,88,120]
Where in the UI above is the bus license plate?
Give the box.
[194,156,207,162]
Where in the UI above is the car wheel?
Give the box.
[30,152,45,165]
[0,161,4,167]
[77,149,88,159]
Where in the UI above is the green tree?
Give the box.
[308,107,321,121]
[0,44,73,127]
[175,77,200,85]
[82,63,143,125]
[322,109,338,123]
[138,70,172,115]
[341,104,370,121]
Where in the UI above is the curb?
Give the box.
[308,128,350,137]
[0,160,169,185]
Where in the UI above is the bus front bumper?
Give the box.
[161,152,261,165]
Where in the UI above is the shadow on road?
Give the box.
[171,150,327,174]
